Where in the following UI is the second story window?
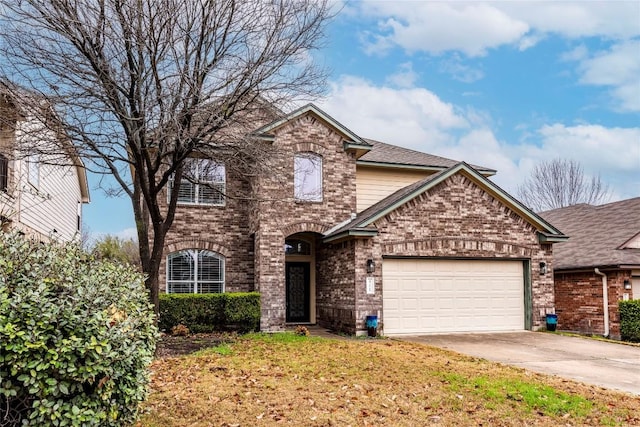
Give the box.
[0,154,8,192]
[27,153,40,187]
[294,153,322,202]
[171,159,225,206]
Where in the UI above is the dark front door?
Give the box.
[286,262,310,323]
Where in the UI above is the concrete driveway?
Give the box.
[400,332,640,395]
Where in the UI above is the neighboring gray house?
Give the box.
[541,198,640,339]
[159,104,567,335]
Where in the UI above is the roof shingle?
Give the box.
[539,198,640,270]
[359,139,495,174]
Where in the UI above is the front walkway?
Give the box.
[399,331,640,395]
[286,324,354,340]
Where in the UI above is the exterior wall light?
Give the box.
[366,259,375,274]
[624,280,632,290]
[539,261,547,275]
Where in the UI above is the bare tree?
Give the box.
[0,0,332,314]
[517,158,610,212]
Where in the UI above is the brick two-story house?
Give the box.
[160,104,567,335]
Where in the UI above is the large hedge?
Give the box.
[159,292,260,333]
[619,299,640,342]
[0,233,157,426]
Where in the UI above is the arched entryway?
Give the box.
[285,232,320,323]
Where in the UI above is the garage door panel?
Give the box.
[383,259,525,334]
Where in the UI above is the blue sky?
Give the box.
[85,1,640,240]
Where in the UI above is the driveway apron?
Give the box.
[399,332,640,395]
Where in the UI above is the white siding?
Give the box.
[12,117,84,243]
[17,157,82,242]
[356,166,434,212]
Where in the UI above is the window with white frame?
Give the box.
[167,249,225,293]
[294,153,322,202]
[171,159,225,205]
[27,153,40,187]
[0,154,8,192]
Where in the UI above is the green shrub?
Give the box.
[619,300,640,342]
[0,233,157,426]
[159,292,260,333]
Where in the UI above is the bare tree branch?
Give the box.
[517,158,611,212]
[0,0,332,314]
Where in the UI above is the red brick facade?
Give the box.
[554,269,633,339]
[159,109,559,334]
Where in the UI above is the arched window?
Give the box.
[167,249,225,293]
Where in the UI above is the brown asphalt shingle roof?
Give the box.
[539,198,640,270]
[359,139,495,174]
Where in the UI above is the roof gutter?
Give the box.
[356,160,496,176]
[323,229,378,243]
[538,232,569,243]
[594,268,609,338]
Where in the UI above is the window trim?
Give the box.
[166,249,225,294]
[0,154,8,192]
[27,153,40,188]
[169,159,226,206]
[294,152,323,202]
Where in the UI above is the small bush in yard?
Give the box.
[0,233,157,426]
[294,325,310,336]
[170,324,190,336]
[620,300,640,342]
[159,292,260,333]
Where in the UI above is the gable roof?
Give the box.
[324,162,566,243]
[253,104,496,172]
[358,139,496,176]
[539,198,640,270]
[253,103,372,148]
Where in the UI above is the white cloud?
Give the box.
[385,62,419,88]
[321,77,640,201]
[518,33,545,51]
[560,44,588,62]
[502,2,640,40]
[511,124,640,200]
[575,40,640,112]
[319,75,468,149]
[359,2,529,57]
[535,124,640,172]
[357,2,640,57]
[439,54,485,83]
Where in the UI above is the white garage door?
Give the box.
[383,259,525,334]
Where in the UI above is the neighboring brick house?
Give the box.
[0,90,90,242]
[540,198,640,339]
[161,104,567,334]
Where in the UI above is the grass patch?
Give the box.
[193,342,233,356]
[138,336,640,426]
[243,331,321,344]
[443,373,593,417]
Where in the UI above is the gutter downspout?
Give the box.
[594,268,609,337]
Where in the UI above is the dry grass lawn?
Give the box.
[137,333,640,426]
